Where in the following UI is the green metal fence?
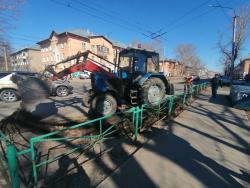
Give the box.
[0,82,208,188]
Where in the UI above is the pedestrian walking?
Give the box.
[184,76,193,93]
[210,74,220,98]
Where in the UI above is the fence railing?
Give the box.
[0,82,209,188]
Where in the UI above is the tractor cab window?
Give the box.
[119,56,130,72]
[147,55,159,73]
[133,55,146,72]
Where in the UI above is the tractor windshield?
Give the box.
[118,49,159,73]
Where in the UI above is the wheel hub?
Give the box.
[2,91,16,102]
[148,85,162,104]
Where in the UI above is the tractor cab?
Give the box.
[118,48,159,79]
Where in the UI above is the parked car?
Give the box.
[0,71,73,102]
[51,79,73,97]
[79,71,90,79]
[230,80,250,110]
[219,76,231,86]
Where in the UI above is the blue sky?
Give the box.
[5,0,250,72]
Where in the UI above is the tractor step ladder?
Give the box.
[130,89,138,105]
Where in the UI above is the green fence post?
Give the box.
[182,93,187,105]
[168,96,174,116]
[30,141,38,187]
[134,106,140,141]
[7,144,20,188]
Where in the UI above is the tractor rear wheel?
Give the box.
[141,77,166,107]
[91,93,117,115]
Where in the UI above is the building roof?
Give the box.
[111,40,127,49]
[11,45,40,55]
[37,29,127,49]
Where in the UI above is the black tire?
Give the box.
[142,77,166,107]
[82,90,94,108]
[91,93,117,115]
[168,83,174,95]
[0,89,18,102]
[56,86,69,97]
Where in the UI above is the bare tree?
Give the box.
[0,0,24,33]
[174,43,203,75]
[218,3,250,75]
[0,0,24,70]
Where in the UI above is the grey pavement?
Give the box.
[0,101,20,121]
[97,88,250,188]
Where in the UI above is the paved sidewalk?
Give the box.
[97,88,250,188]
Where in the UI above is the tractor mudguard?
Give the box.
[91,73,110,93]
[137,73,167,86]
[91,72,124,99]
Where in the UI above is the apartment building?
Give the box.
[159,59,184,77]
[10,45,41,71]
[37,29,126,72]
[235,58,250,79]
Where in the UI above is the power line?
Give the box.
[51,0,168,41]
[7,35,37,42]
[51,0,146,37]
[71,0,149,34]
[214,0,231,22]
[150,0,212,38]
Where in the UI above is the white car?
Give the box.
[79,72,90,79]
[0,72,19,102]
[0,71,74,103]
[0,71,37,102]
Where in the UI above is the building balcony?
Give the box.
[96,51,108,59]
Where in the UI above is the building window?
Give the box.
[82,42,86,50]
[91,45,96,51]
[97,45,109,54]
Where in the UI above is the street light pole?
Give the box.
[209,5,237,80]
[230,15,237,80]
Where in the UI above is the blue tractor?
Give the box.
[89,48,174,115]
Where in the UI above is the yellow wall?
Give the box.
[39,33,121,72]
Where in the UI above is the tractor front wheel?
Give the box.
[142,77,166,107]
[91,93,117,115]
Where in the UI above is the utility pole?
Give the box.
[3,45,8,71]
[209,4,237,80]
[230,15,237,80]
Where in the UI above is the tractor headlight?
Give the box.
[236,92,249,101]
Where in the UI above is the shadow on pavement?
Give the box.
[45,156,90,188]
[142,127,249,188]
[208,94,231,106]
[32,102,58,119]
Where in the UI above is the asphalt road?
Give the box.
[0,78,185,122]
